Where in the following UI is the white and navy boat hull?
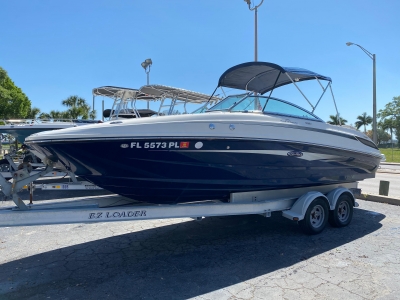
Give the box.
[26,113,381,204]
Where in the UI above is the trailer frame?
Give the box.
[0,182,360,234]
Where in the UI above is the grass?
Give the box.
[379,148,400,163]
[1,144,11,150]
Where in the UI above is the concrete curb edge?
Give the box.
[357,194,400,206]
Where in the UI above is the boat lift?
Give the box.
[0,160,361,235]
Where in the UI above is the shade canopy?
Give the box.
[217,62,332,94]
[139,84,221,104]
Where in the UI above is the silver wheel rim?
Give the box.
[310,205,325,228]
[337,200,350,222]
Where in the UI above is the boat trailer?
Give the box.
[0,168,361,234]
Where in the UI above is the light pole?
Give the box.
[141,58,152,85]
[346,42,377,144]
[141,58,152,109]
[243,0,264,62]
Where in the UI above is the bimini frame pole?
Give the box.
[284,73,315,111]
[262,71,282,111]
[329,84,341,126]
[312,81,331,113]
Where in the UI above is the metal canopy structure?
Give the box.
[217,62,332,94]
[139,85,222,116]
[93,85,222,120]
[139,84,221,104]
[92,86,156,101]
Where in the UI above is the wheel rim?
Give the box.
[337,200,350,222]
[0,164,10,172]
[310,205,325,228]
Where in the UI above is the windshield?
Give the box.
[208,95,321,121]
[207,94,248,111]
[191,105,208,114]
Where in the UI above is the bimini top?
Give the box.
[218,62,332,94]
[139,84,221,104]
[92,86,156,101]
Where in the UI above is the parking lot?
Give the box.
[1,198,399,300]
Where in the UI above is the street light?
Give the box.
[346,42,377,144]
[141,58,152,109]
[141,58,152,85]
[243,0,264,62]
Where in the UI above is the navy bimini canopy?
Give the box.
[217,62,332,94]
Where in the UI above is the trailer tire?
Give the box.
[0,158,11,172]
[299,197,329,235]
[329,194,353,227]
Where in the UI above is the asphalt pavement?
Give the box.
[1,167,399,299]
[1,198,400,299]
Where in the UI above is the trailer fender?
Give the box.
[326,188,355,210]
[282,191,328,221]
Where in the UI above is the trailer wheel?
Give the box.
[0,158,10,172]
[329,194,353,227]
[299,197,329,235]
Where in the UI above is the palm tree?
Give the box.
[355,112,372,133]
[39,110,67,120]
[89,109,97,120]
[327,115,347,125]
[380,118,396,146]
[26,107,41,119]
[62,95,93,119]
[39,112,51,120]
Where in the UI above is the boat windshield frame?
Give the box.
[207,94,324,122]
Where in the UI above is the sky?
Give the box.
[0,0,399,128]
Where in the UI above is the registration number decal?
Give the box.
[130,141,190,149]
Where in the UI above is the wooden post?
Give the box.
[379,181,390,196]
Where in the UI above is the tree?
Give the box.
[378,96,400,146]
[327,115,347,125]
[26,107,41,119]
[0,67,31,118]
[39,110,71,120]
[62,95,95,119]
[379,118,396,146]
[355,112,372,133]
[366,128,390,145]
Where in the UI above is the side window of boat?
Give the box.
[263,99,318,120]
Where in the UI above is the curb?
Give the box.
[380,162,400,166]
[357,193,400,206]
[377,169,400,174]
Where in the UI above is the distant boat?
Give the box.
[93,85,221,120]
[0,118,101,144]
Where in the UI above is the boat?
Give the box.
[0,118,101,167]
[92,85,221,120]
[93,86,160,120]
[26,62,382,204]
[0,119,95,144]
